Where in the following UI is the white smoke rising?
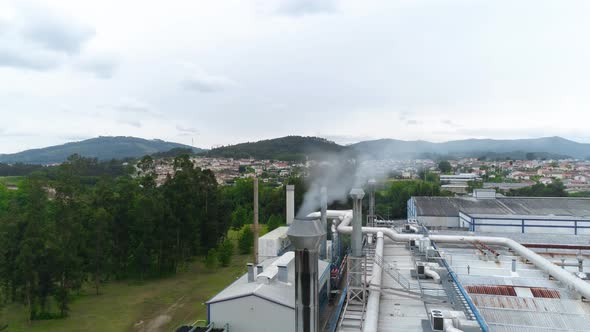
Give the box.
[296,153,390,217]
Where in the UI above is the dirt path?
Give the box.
[134,296,187,332]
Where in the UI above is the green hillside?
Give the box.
[0,137,204,164]
[203,136,344,161]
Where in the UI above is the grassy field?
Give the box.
[0,254,251,332]
[0,176,23,187]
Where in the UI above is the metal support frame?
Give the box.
[347,255,367,304]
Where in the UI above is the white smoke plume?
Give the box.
[296,152,390,217]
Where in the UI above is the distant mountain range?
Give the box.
[0,136,204,164]
[349,136,588,160]
[207,136,590,161]
[1,135,589,164]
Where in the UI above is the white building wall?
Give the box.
[209,295,294,332]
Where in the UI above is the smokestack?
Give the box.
[320,186,328,260]
[368,179,376,225]
[253,178,259,264]
[247,263,255,282]
[286,185,295,225]
[287,217,326,332]
[349,188,365,257]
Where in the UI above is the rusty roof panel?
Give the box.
[466,285,517,296]
[531,287,561,299]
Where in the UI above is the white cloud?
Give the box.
[274,0,339,16]
[75,53,118,79]
[181,65,236,93]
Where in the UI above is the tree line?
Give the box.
[0,154,293,321]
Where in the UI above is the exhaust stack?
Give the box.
[368,179,376,226]
[350,188,365,257]
[320,186,328,260]
[287,217,326,332]
[253,178,259,264]
[286,185,295,225]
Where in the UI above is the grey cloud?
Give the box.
[442,119,460,127]
[0,2,108,75]
[176,125,199,134]
[275,0,338,16]
[75,54,118,79]
[117,118,142,128]
[0,47,62,70]
[110,97,159,116]
[17,3,95,55]
[182,67,236,93]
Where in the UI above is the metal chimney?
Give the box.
[278,265,289,283]
[286,185,295,225]
[368,179,376,226]
[247,263,255,282]
[349,188,365,257]
[287,217,326,332]
[253,178,259,264]
[320,186,328,260]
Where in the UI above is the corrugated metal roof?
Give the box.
[413,196,590,218]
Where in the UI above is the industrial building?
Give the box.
[206,251,331,332]
[195,184,590,332]
[408,190,590,234]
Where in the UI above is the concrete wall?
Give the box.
[209,295,294,332]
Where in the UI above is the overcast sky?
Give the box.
[1,0,589,153]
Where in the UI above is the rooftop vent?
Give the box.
[474,189,496,199]
[430,309,444,331]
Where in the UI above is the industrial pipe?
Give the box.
[362,232,384,332]
[308,210,590,301]
[424,267,441,284]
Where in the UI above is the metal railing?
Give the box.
[431,241,489,332]
[373,254,412,291]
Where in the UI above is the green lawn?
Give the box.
[0,254,250,332]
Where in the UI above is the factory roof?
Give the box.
[413,196,590,218]
[207,252,330,308]
[435,240,590,332]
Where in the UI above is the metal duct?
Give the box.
[349,188,365,257]
[287,217,326,332]
[286,185,295,225]
[362,232,384,332]
[320,186,328,260]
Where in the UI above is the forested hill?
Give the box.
[0,136,204,164]
[203,136,345,161]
